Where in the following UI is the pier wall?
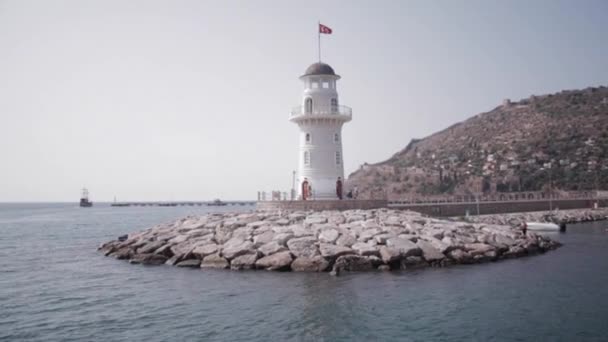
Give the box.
[392,198,608,217]
[257,198,608,216]
[256,199,388,211]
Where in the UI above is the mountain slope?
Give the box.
[347,86,608,199]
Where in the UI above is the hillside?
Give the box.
[347,86,608,200]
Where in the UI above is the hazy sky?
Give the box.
[1,0,607,201]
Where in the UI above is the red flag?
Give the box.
[319,23,332,34]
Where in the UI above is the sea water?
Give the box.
[1,203,608,341]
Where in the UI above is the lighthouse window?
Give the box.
[305,98,312,114]
[305,133,311,144]
[335,151,341,165]
[304,151,311,166]
[331,98,338,113]
[334,133,340,143]
[322,81,329,89]
[312,82,319,89]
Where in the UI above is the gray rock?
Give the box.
[221,239,255,260]
[214,226,233,245]
[129,253,167,265]
[176,259,201,267]
[374,233,393,245]
[336,233,357,247]
[259,241,288,256]
[386,238,422,258]
[272,232,294,245]
[331,255,374,275]
[358,228,380,242]
[464,243,495,256]
[448,249,473,263]
[319,229,340,243]
[291,256,330,272]
[255,251,293,271]
[137,240,165,254]
[379,246,401,263]
[292,225,314,237]
[319,243,353,259]
[200,253,229,269]
[287,236,319,258]
[230,253,259,270]
[109,246,133,260]
[305,216,328,226]
[152,244,174,257]
[400,256,427,269]
[416,240,445,262]
[253,230,275,247]
[232,227,253,241]
[192,244,219,258]
[351,242,380,256]
[275,218,290,226]
[378,265,391,271]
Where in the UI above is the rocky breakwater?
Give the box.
[463,208,608,227]
[98,209,561,275]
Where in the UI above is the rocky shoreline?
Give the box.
[461,208,608,227]
[98,209,561,275]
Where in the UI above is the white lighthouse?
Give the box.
[290,62,352,199]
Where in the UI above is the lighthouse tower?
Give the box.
[290,62,352,199]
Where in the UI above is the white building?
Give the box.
[290,62,352,199]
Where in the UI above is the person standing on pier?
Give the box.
[302,178,310,200]
[336,177,343,200]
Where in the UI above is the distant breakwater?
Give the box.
[98,209,560,275]
[462,208,608,226]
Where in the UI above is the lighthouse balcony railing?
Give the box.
[290,105,352,119]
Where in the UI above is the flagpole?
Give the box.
[318,21,321,62]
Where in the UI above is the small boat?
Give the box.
[209,199,226,206]
[526,222,561,232]
[80,188,93,207]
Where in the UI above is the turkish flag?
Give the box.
[319,23,332,34]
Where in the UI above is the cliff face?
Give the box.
[347,86,608,200]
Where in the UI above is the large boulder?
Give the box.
[137,240,166,254]
[336,233,357,247]
[200,253,229,269]
[319,244,353,259]
[253,230,275,247]
[330,255,374,275]
[255,251,293,271]
[351,242,380,257]
[287,237,319,258]
[400,256,427,269]
[192,244,219,259]
[358,228,380,242]
[273,232,294,245]
[304,216,327,226]
[416,240,445,262]
[448,249,473,264]
[319,229,340,243]
[230,253,259,270]
[129,253,167,265]
[386,238,422,258]
[379,246,401,263]
[259,241,288,256]
[291,256,330,272]
[221,238,255,260]
[464,243,495,256]
[176,259,201,268]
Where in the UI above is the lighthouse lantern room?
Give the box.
[290,62,352,199]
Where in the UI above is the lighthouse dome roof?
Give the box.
[303,62,337,77]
